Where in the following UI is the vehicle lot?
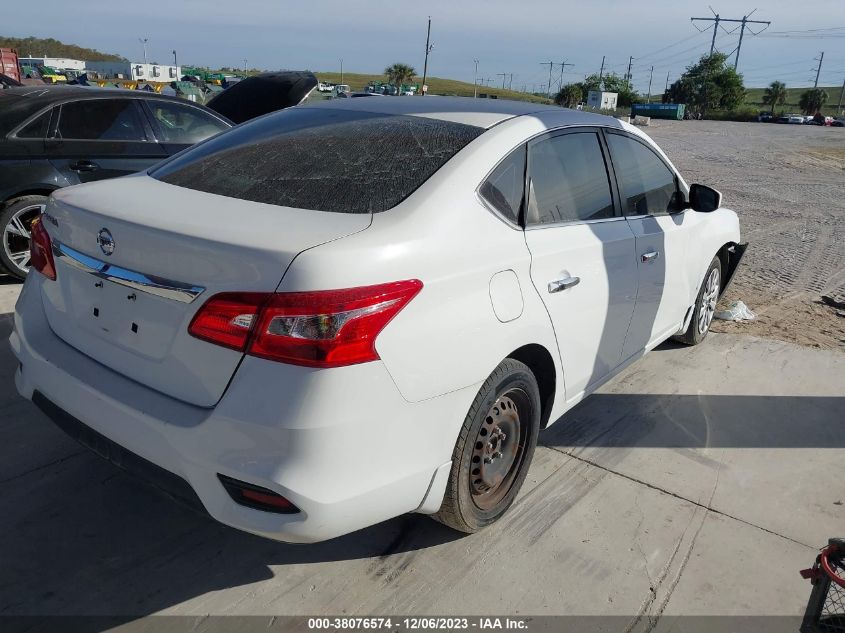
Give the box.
[0,119,842,625]
[645,119,845,350]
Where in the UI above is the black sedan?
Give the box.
[0,72,316,278]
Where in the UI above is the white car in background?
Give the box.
[11,97,746,542]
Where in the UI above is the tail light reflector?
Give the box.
[30,217,56,280]
[189,280,422,368]
[217,474,299,514]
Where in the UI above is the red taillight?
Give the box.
[30,217,56,280]
[187,292,266,352]
[188,280,423,368]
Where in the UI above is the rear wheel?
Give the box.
[433,358,540,533]
[0,195,48,279]
[674,256,722,346]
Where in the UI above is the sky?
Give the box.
[5,0,845,91]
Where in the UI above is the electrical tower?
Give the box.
[691,8,771,70]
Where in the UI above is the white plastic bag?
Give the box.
[715,300,756,321]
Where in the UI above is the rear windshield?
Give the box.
[151,108,483,213]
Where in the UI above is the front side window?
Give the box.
[526,131,614,225]
[607,134,678,215]
[152,109,483,213]
[479,145,525,224]
[56,100,147,141]
[148,101,229,144]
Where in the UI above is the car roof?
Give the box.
[300,95,617,129]
[0,85,212,134]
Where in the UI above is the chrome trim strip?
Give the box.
[52,241,205,304]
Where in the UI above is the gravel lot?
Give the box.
[644,120,845,351]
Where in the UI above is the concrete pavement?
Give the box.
[0,281,842,625]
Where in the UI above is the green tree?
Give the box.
[798,88,828,115]
[663,52,746,116]
[384,63,416,94]
[0,36,125,61]
[554,83,584,108]
[762,81,788,114]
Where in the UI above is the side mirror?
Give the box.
[689,184,722,213]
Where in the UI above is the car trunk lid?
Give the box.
[39,174,371,407]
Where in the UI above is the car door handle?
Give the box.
[641,251,660,263]
[548,276,580,293]
[69,160,100,172]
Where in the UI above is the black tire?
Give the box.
[433,358,541,533]
[0,195,48,280]
[674,256,722,346]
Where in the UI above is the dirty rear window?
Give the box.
[151,108,483,213]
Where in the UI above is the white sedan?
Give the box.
[11,97,746,542]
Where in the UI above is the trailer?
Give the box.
[631,103,686,120]
[0,48,21,84]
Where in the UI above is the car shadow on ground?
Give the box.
[1,310,842,619]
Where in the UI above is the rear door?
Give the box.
[605,131,696,357]
[47,97,168,183]
[522,128,638,401]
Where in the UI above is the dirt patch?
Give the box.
[645,120,845,351]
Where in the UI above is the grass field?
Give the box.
[744,85,844,116]
[313,72,552,104]
[313,70,842,116]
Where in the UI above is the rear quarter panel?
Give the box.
[278,117,565,405]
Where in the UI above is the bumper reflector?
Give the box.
[217,474,300,514]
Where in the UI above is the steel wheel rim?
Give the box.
[697,268,720,335]
[3,203,44,275]
[470,389,530,511]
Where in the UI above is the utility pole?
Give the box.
[139,38,148,66]
[692,10,770,70]
[647,65,654,103]
[625,56,634,91]
[497,72,507,89]
[541,61,554,98]
[421,16,433,95]
[665,71,670,92]
[557,60,574,92]
[473,58,479,98]
[838,76,845,112]
[172,50,177,71]
[340,58,343,84]
[814,52,824,88]
[598,55,606,85]
[243,59,248,73]
[509,73,513,90]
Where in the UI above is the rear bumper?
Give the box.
[11,275,476,543]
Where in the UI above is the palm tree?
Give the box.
[799,88,828,115]
[384,63,416,95]
[762,81,788,115]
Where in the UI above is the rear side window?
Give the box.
[56,99,147,141]
[16,111,51,138]
[526,131,614,225]
[147,101,229,144]
[606,134,678,215]
[479,146,525,224]
[151,108,483,213]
